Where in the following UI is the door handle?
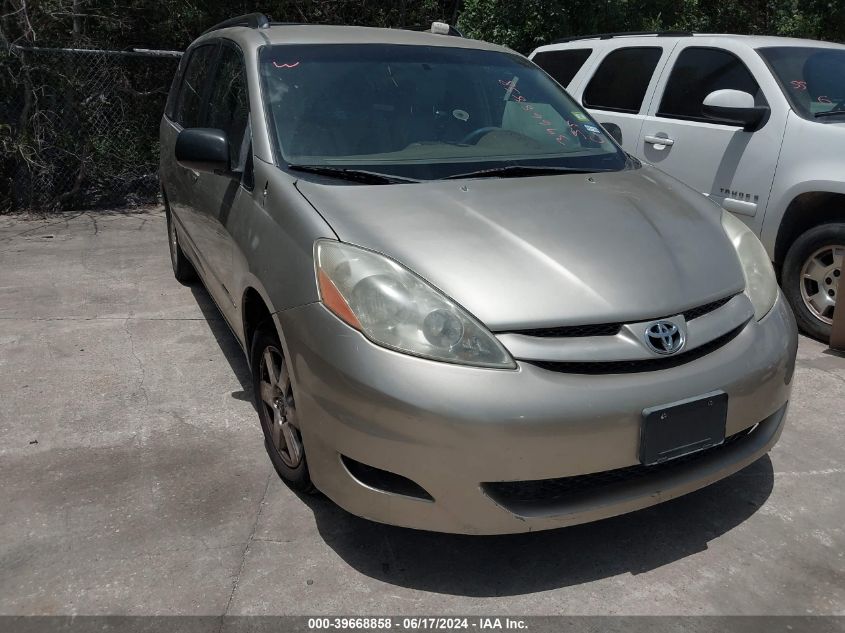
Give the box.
[644,135,675,149]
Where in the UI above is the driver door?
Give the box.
[188,41,254,326]
[636,41,787,231]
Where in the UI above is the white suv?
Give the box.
[531,33,845,340]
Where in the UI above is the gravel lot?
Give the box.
[0,208,843,616]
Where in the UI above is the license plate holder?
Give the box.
[640,391,728,466]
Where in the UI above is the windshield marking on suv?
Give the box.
[758,46,845,120]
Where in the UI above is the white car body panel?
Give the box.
[530,34,845,254]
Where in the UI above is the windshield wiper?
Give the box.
[288,164,419,184]
[815,110,845,118]
[442,165,609,180]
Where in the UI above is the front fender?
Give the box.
[229,158,337,341]
[761,112,845,253]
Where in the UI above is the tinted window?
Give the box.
[207,45,251,169]
[583,47,662,113]
[165,54,187,120]
[175,44,217,127]
[533,49,592,88]
[659,47,763,121]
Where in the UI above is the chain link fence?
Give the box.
[1,45,182,212]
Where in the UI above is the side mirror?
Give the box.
[599,122,623,145]
[175,128,231,175]
[702,89,769,131]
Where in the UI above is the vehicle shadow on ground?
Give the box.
[188,276,776,597]
[188,283,253,400]
[297,454,774,597]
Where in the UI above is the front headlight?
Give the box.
[315,240,516,369]
[721,211,778,320]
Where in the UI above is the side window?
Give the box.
[532,49,592,88]
[583,47,662,113]
[206,45,251,172]
[175,44,217,127]
[658,47,762,122]
[165,55,187,120]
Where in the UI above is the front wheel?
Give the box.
[165,205,196,284]
[251,327,315,493]
[782,223,844,341]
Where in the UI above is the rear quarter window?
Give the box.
[532,49,592,88]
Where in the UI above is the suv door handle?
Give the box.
[644,135,675,148]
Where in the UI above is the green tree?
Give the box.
[458,0,844,53]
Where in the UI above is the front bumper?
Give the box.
[277,294,798,535]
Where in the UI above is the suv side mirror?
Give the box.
[702,89,769,131]
[175,128,231,175]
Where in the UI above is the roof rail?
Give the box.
[553,30,693,44]
[202,12,270,36]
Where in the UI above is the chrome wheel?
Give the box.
[258,346,303,469]
[800,244,843,325]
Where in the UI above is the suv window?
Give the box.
[658,47,763,122]
[207,45,251,170]
[175,44,217,127]
[583,47,662,113]
[758,46,845,120]
[532,49,592,88]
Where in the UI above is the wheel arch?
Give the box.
[774,191,845,269]
[241,283,279,365]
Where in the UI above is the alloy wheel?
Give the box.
[800,244,843,325]
[258,345,304,469]
[167,215,179,268]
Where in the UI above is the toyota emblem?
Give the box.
[644,320,685,355]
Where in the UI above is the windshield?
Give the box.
[259,44,628,180]
[758,46,845,119]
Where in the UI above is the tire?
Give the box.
[250,327,316,494]
[782,223,844,342]
[165,204,197,284]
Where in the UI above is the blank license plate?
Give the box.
[640,391,728,466]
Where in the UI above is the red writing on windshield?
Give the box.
[498,79,604,146]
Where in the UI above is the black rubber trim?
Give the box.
[483,423,758,509]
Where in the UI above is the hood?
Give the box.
[296,166,746,330]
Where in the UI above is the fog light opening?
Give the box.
[341,455,434,501]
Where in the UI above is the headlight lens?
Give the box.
[721,211,778,320]
[315,240,516,369]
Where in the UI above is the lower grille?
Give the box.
[531,322,747,374]
[483,425,756,509]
